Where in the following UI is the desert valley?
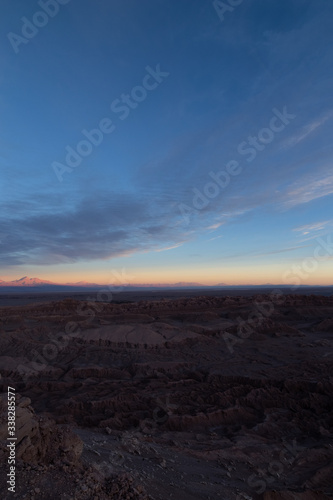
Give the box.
[2,1,333,498]
[1,289,333,499]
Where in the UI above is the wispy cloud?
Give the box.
[282,112,332,149]
[283,172,333,209]
[256,244,312,257]
[206,222,225,230]
[208,235,223,242]
[211,243,312,261]
[0,193,189,266]
[293,220,333,235]
[155,243,184,252]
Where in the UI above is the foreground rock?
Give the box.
[0,394,151,499]
[0,393,82,465]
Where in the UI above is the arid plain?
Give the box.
[1,289,333,499]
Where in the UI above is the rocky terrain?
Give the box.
[0,292,333,499]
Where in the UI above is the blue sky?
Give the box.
[0,0,333,285]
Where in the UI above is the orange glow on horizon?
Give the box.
[2,261,333,288]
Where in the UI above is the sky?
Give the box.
[0,0,333,286]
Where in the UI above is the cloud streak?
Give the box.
[282,112,333,149]
[293,220,333,235]
[283,173,333,209]
[0,193,190,266]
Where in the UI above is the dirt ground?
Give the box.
[1,292,333,499]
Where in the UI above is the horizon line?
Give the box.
[0,276,332,288]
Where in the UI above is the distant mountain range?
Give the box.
[1,277,55,286]
[0,277,331,290]
[0,277,207,289]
